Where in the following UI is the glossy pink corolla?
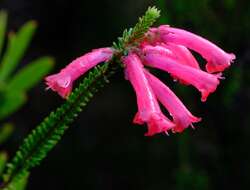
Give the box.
[161,43,200,69]
[145,71,201,133]
[143,45,222,102]
[45,24,235,136]
[122,53,174,136]
[148,25,235,73]
[46,47,113,98]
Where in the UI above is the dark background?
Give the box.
[0,0,250,189]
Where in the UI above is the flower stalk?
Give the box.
[0,7,161,189]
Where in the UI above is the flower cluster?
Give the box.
[45,25,235,136]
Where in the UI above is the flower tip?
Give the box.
[201,94,208,102]
[228,53,236,65]
[172,115,201,133]
[229,53,236,64]
[206,62,229,73]
[206,53,236,73]
[193,116,202,123]
[171,128,184,133]
[200,87,216,102]
[45,74,72,98]
[230,53,236,60]
[199,73,222,102]
[133,112,144,125]
[144,114,175,136]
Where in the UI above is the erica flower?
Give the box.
[45,22,235,136]
[46,47,113,98]
[148,25,235,73]
[145,71,201,133]
[143,45,222,102]
[122,53,175,136]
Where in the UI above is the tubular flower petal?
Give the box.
[142,44,199,85]
[45,47,113,98]
[122,53,175,136]
[142,44,175,58]
[143,47,222,102]
[45,73,72,98]
[161,43,200,69]
[145,71,201,133]
[151,25,235,73]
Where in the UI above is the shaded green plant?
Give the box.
[0,10,54,190]
[0,10,54,120]
[0,7,160,189]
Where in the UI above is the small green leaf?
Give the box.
[3,171,29,190]
[0,92,26,120]
[0,21,37,82]
[7,56,54,92]
[0,10,7,57]
[0,123,14,145]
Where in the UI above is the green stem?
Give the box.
[1,62,119,189]
[0,6,161,189]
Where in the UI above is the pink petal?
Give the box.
[45,73,72,98]
[122,53,175,136]
[142,44,175,58]
[133,112,175,136]
[156,25,235,73]
[142,44,199,85]
[65,48,113,81]
[162,43,200,69]
[143,47,222,102]
[45,47,113,98]
[145,71,201,133]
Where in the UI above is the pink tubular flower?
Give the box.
[45,47,113,98]
[122,53,175,136]
[143,46,222,102]
[142,44,199,85]
[142,44,200,69]
[149,25,235,73]
[161,43,200,69]
[145,71,201,133]
[45,20,235,136]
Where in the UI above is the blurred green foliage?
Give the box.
[0,10,54,120]
[0,9,54,190]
